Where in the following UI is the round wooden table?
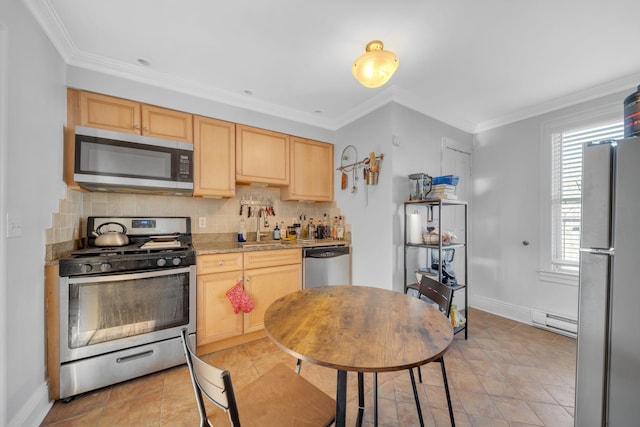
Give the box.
[264,285,454,427]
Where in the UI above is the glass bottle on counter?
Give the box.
[301,217,308,239]
[332,216,338,239]
[321,213,328,239]
[336,216,344,240]
[308,218,315,240]
[273,224,280,240]
[316,218,324,239]
[238,218,247,242]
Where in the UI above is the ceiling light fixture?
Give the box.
[352,40,399,88]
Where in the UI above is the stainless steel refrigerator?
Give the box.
[576,136,640,426]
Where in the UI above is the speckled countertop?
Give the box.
[192,237,350,255]
[45,234,350,263]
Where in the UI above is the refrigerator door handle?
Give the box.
[579,248,614,255]
[575,251,611,426]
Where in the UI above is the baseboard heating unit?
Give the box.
[531,310,577,338]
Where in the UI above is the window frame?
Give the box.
[538,100,620,285]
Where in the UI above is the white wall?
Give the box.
[334,104,394,288]
[390,104,473,292]
[0,2,67,426]
[335,103,473,291]
[471,89,631,324]
[1,19,8,427]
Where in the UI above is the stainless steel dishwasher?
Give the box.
[303,246,351,288]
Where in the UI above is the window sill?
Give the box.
[537,270,579,287]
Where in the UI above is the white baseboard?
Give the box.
[471,295,577,339]
[471,295,532,324]
[8,382,52,427]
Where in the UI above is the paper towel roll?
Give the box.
[408,211,423,244]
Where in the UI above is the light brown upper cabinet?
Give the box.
[77,91,140,134]
[193,116,236,198]
[74,90,193,143]
[236,125,289,186]
[141,104,193,142]
[281,137,334,202]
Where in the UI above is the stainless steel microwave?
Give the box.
[73,126,194,196]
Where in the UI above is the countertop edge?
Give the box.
[193,239,350,255]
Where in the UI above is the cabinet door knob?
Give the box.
[218,261,224,265]
[133,124,140,130]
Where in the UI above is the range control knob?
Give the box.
[172,257,181,266]
[81,264,93,274]
[156,258,167,267]
[100,263,112,272]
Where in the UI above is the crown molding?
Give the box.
[68,50,336,129]
[23,0,77,62]
[392,87,478,134]
[24,0,640,135]
[473,73,640,134]
[332,86,396,129]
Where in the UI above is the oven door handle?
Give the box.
[66,266,193,284]
[116,349,154,364]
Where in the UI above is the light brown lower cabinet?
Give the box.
[196,249,301,353]
[243,263,301,333]
[196,270,244,345]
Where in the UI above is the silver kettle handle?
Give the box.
[95,222,128,235]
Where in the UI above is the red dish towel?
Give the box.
[226,281,255,314]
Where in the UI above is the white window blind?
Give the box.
[551,121,623,272]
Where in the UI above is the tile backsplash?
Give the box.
[46,186,345,249]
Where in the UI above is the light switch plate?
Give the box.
[7,211,22,237]
[198,217,206,228]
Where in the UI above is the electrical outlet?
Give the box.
[198,217,207,228]
[7,211,22,238]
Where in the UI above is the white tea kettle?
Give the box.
[92,222,130,247]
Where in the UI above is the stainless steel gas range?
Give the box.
[57,216,196,400]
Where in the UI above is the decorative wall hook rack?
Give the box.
[337,148,384,191]
[336,153,384,172]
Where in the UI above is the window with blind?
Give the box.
[550,121,623,272]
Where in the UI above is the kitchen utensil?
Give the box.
[340,145,358,169]
[408,173,433,200]
[340,145,358,193]
[92,222,130,247]
[369,152,377,172]
[351,167,357,193]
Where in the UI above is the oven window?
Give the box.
[67,272,189,349]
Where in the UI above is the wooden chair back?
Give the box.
[181,328,241,427]
[180,328,335,427]
[418,274,454,316]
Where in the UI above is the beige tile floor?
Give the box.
[41,308,576,426]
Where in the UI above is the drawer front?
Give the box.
[243,248,301,269]
[59,335,188,399]
[197,253,243,274]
